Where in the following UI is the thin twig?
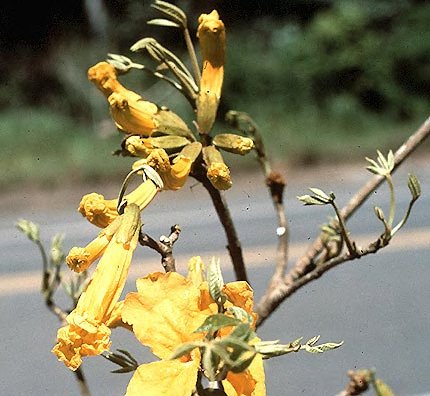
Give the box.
[226,111,290,284]
[139,225,181,272]
[256,116,430,327]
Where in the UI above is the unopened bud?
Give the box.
[212,133,254,155]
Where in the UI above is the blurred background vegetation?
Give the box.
[1,0,429,189]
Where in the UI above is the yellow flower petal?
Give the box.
[223,281,257,328]
[197,10,225,133]
[126,359,200,396]
[53,205,141,370]
[79,179,159,227]
[66,240,107,273]
[187,256,206,287]
[104,300,132,331]
[87,61,121,97]
[207,162,233,190]
[123,179,160,210]
[122,272,211,359]
[52,319,111,371]
[162,155,192,191]
[223,354,266,396]
[108,91,159,136]
[133,150,192,191]
[78,193,117,228]
[197,10,225,98]
[89,62,192,137]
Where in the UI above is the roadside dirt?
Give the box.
[1,153,428,214]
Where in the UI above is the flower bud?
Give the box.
[196,11,225,133]
[203,146,232,190]
[212,133,254,155]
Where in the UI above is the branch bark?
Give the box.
[256,116,430,327]
[139,225,181,272]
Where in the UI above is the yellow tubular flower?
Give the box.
[122,270,266,396]
[88,62,191,137]
[79,179,159,228]
[66,216,122,273]
[197,10,226,133]
[78,193,118,228]
[133,149,193,191]
[52,204,141,371]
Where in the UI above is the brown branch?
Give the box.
[192,162,248,282]
[256,116,430,327]
[139,225,181,272]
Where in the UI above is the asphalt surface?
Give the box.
[1,159,429,395]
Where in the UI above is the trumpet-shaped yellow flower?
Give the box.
[79,178,160,228]
[133,149,193,191]
[52,204,141,371]
[197,10,225,133]
[88,62,191,137]
[122,270,265,396]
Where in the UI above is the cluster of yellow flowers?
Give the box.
[52,5,265,395]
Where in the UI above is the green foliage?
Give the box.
[3,0,429,186]
[226,0,430,120]
[0,108,134,188]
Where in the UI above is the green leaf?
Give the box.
[308,188,332,201]
[374,206,385,221]
[194,314,242,334]
[230,323,255,342]
[290,337,304,348]
[147,18,181,28]
[297,194,328,206]
[306,335,321,346]
[254,342,298,358]
[228,351,257,373]
[207,257,225,305]
[407,173,421,201]
[170,342,202,360]
[16,219,40,242]
[217,337,254,353]
[313,341,344,352]
[302,340,344,353]
[151,0,187,25]
[50,233,65,266]
[202,346,217,381]
[227,306,253,324]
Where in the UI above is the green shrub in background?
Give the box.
[1,0,429,186]
[224,0,430,161]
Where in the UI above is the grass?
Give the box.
[0,107,135,189]
[2,105,428,189]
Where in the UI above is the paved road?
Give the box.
[1,160,429,395]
